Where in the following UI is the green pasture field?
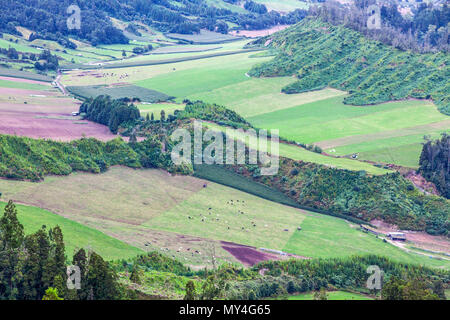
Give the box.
[61,44,449,167]
[187,77,347,117]
[0,201,143,261]
[193,164,300,207]
[285,291,373,300]
[248,98,447,143]
[247,97,449,166]
[202,123,390,175]
[135,52,270,99]
[0,37,41,53]
[100,39,250,66]
[138,103,184,120]
[61,51,264,86]
[282,213,449,268]
[144,182,306,258]
[0,78,50,90]
[67,84,171,102]
[146,177,449,269]
[335,131,448,168]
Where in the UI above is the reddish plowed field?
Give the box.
[0,87,117,141]
[221,241,280,266]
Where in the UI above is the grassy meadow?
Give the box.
[0,201,143,260]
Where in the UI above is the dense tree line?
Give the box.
[0,0,129,47]
[419,133,450,199]
[310,0,449,52]
[79,96,141,134]
[0,0,308,46]
[0,201,124,300]
[244,1,268,15]
[0,133,189,182]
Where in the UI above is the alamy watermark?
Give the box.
[366,265,383,290]
[67,265,81,290]
[67,5,81,30]
[171,121,280,175]
[367,4,381,30]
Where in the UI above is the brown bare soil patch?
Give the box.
[404,170,440,196]
[371,219,450,254]
[0,87,117,141]
[221,242,281,266]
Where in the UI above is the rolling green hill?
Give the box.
[249,18,450,116]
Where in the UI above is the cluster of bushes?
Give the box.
[249,19,450,115]
[34,50,59,71]
[419,133,450,199]
[0,201,128,300]
[178,100,250,128]
[79,96,141,133]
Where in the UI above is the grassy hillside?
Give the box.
[0,167,447,269]
[249,18,450,116]
[0,201,143,260]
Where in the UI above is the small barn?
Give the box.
[387,232,406,241]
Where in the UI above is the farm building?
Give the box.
[387,232,406,241]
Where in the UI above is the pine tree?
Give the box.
[0,200,24,249]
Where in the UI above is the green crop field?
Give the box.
[0,201,143,261]
[285,291,373,300]
[67,84,171,102]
